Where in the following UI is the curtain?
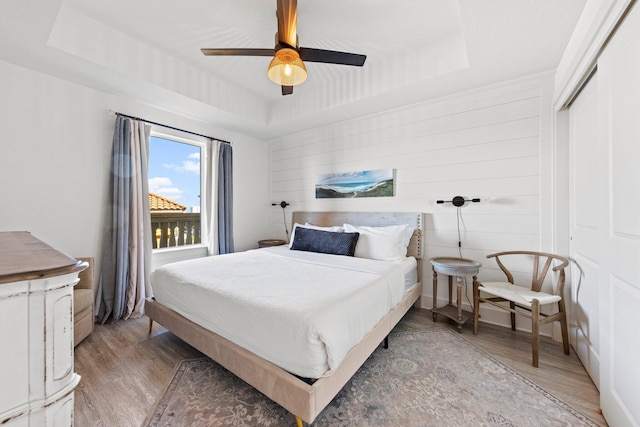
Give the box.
[217,142,234,254]
[203,139,219,255]
[203,140,234,255]
[97,116,152,324]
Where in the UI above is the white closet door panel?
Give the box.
[610,60,640,238]
[569,73,600,388]
[598,2,640,425]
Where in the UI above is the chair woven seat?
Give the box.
[478,282,561,307]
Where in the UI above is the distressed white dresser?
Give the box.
[0,232,87,426]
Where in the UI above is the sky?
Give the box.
[148,136,201,210]
[316,169,392,185]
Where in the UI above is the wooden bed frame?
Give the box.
[145,211,424,425]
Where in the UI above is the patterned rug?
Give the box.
[145,329,597,427]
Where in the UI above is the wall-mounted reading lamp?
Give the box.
[435,196,481,255]
[272,201,290,242]
[436,196,481,207]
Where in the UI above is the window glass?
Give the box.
[148,135,202,249]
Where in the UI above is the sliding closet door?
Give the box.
[597,2,640,425]
[568,75,600,389]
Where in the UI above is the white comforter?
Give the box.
[151,246,414,378]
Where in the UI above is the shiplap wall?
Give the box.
[268,73,556,330]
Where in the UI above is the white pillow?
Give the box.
[342,223,414,261]
[289,223,344,247]
[304,223,345,232]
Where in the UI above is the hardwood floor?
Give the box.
[74,307,607,426]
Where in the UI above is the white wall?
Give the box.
[268,72,558,333]
[0,59,271,278]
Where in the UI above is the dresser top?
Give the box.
[0,231,84,284]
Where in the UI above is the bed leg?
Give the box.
[383,335,389,349]
[148,318,153,334]
[295,416,305,427]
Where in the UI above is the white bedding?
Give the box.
[151,245,416,378]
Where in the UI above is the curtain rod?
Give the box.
[114,112,231,145]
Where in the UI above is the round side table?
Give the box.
[430,257,482,331]
[258,239,287,248]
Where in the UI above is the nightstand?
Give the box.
[430,257,482,331]
[258,239,287,248]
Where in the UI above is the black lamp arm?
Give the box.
[436,196,480,207]
[272,201,290,209]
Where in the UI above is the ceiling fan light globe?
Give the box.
[268,48,307,86]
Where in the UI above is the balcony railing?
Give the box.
[151,212,201,249]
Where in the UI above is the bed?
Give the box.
[146,211,424,425]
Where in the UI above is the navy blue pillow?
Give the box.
[290,227,360,256]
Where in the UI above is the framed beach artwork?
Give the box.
[315,169,395,198]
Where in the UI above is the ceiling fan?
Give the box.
[201,0,367,96]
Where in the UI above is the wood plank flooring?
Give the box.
[73,308,607,426]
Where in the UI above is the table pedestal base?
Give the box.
[430,257,481,332]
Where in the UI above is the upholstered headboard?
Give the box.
[291,211,424,259]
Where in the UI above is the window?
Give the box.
[148,133,205,250]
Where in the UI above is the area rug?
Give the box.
[145,329,597,427]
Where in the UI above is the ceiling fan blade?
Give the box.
[299,48,366,66]
[201,48,274,57]
[276,0,297,47]
[281,85,293,96]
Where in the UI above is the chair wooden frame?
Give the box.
[473,251,570,367]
